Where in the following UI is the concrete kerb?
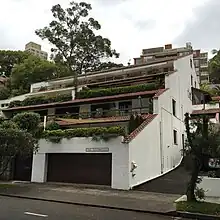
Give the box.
[1,193,218,219]
[0,193,179,218]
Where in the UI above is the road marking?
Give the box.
[24,212,48,217]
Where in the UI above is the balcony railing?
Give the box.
[41,106,153,122]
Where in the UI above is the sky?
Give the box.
[0,0,218,64]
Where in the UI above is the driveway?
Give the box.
[134,164,190,195]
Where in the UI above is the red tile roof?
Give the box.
[191,108,220,115]
[153,88,169,98]
[212,96,220,101]
[56,114,150,126]
[4,89,167,112]
[123,114,157,143]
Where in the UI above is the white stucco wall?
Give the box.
[31,137,129,190]
[154,90,183,174]
[152,55,197,174]
[129,116,161,188]
[198,177,220,197]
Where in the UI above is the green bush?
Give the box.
[128,114,144,134]
[0,87,10,100]
[42,126,125,141]
[77,83,160,99]
[176,201,220,216]
[46,121,60,131]
[0,120,19,129]
[9,93,72,108]
[13,112,41,133]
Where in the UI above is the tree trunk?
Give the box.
[73,72,78,99]
[186,159,200,201]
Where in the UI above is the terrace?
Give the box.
[3,84,166,121]
[30,58,175,93]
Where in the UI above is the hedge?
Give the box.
[9,93,72,108]
[42,126,125,140]
[77,83,160,99]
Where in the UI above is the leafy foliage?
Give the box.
[10,55,57,94]
[184,113,220,201]
[209,50,220,83]
[0,50,29,77]
[176,201,220,216]
[0,112,41,176]
[200,83,220,96]
[77,83,160,99]
[0,87,10,100]
[91,62,123,72]
[128,114,144,134]
[42,126,125,143]
[46,121,60,130]
[0,128,38,156]
[35,1,119,94]
[13,112,41,133]
[9,93,72,108]
[0,120,18,129]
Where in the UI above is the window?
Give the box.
[190,59,193,68]
[172,99,176,116]
[191,75,193,86]
[194,81,196,88]
[173,130,178,145]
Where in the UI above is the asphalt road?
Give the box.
[0,196,187,220]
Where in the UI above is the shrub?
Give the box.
[9,93,72,108]
[128,114,144,134]
[77,83,160,99]
[9,100,22,108]
[46,121,60,131]
[42,126,125,141]
[0,87,10,100]
[0,120,18,129]
[13,112,41,133]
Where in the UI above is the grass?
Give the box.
[0,183,15,189]
[176,201,220,216]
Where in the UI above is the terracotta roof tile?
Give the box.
[212,96,220,101]
[153,88,169,98]
[4,89,164,112]
[123,114,157,143]
[191,108,220,115]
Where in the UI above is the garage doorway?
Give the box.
[47,153,112,186]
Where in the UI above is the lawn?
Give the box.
[0,184,14,189]
[176,201,220,216]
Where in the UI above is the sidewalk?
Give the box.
[0,182,179,215]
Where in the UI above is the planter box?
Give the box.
[198,176,220,197]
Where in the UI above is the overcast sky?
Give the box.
[0,0,217,64]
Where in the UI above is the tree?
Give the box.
[91,62,123,72]
[0,112,41,176]
[0,128,37,176]
[0,50,29,77]
[200,83,220,96]
[209,49,220,83]
[184,113,220,201]
[10,55,57,95]
[0,87,10,100]
[35,1,119,95]
[13,112,41,134]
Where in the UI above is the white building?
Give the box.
[28,54,204,190]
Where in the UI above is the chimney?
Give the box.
[165,44,172,50]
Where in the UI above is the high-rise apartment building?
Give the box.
[193,50,209,84]
[134,43,209,84]
[25,42,48,60]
